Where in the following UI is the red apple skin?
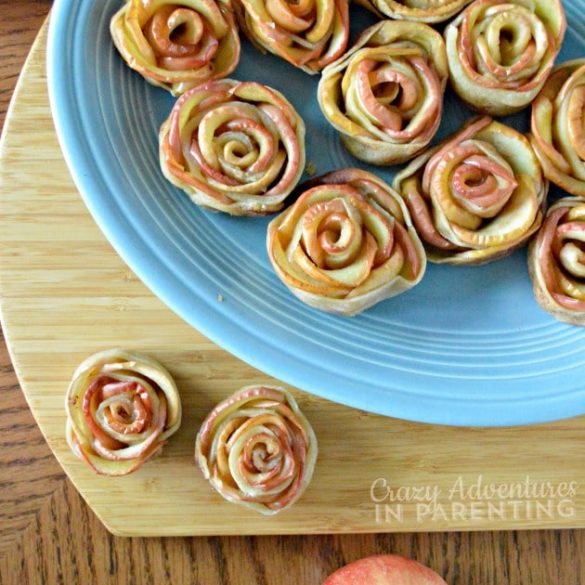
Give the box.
[323,554,448,585]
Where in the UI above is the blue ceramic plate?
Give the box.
[48,0,585,426]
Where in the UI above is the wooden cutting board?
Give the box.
[1,23,584,537]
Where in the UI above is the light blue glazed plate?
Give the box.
[47,0,585,426]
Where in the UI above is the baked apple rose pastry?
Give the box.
[66,350,182,476]
[355,0,472,23]
[394,117,547,265]
[267,169,426,316]
[529,198,585,326]
[445,0,566,116]
[318,21,449,165]
[110,0,240,96]
[531,60,585,197]
[233,0,349,74]
[160,79,306,215]
[195,385,317,515]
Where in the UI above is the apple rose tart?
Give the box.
[531,60,585,198]
[110,0,240,96]
[318,21,449,165]
[355,0,472,23]
[445,0,566,116]
[393,117,547,265]
[529,198,585,326]
[233,0,349,74]
[160,79,306,215]
[66,349,182,476]
[267,169,426,315]
[195,385,317,515]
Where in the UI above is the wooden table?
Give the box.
[0,2,583,583]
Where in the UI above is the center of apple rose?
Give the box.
[557,220,585,278]
[318,214,347,249]
[148,7,203,53]
[100,381,150,434]
[243,433,283,473]
[369,64,418,110]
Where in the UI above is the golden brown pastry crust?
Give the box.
[111,0,240,96]
[318,20,448,166]
[66,349,182,476]
[267,168,427,315]
[393,117,548,265]
[195,385,317,515]
[445,0,566,116]
[528,198,585,326]
[355,0,473,23]
[159,79,306,216]
[530,60,585,198]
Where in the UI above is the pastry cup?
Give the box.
[529,198,585,326]
[111,0,240,96]
[233,0,349,74]
[393,117,548,265]
[267,168,427,316]
[159,79,306,216]
[318,20,448,166]
[354,0,473,23]
[445,0,566,116]
[66,349,182,476]
[530,59,585,197]
[195,385,318,515]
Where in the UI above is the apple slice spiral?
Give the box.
[445,0,566,115]
[355,0,473,23]
[159,79,306,215]
[195,385,318,515]
[66,349,182,476]
[318,20,448,166]
[267,169,426,316]
[393,117,547,265]
[529,198,585,326]
[530,59,585,197]
[233,0,349,74]
[110,0,241,96]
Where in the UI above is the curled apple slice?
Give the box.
[233,0,349,73]
[111,0,241,96]
[529,197,585,326]
[445,0,566,115]
[318,20,448,165]
[65,349,182,476]
[267,168,426,315]
[159,79,306,215]
[530,59,585,197]
[394,117,547,265]
[195,385,317,515]
[323,555,448,585]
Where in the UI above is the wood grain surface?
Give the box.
[0,3,584,584]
